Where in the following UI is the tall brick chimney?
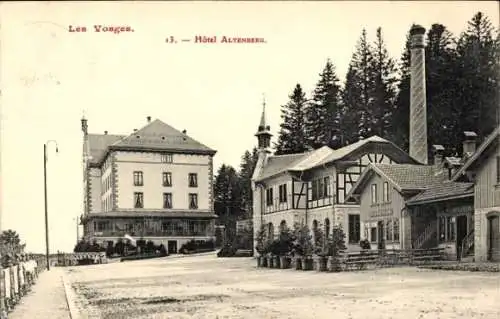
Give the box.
[409,24,428,165]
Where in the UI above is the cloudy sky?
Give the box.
[1,1,498,253]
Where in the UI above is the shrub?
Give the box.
[179,239,216,254]
[292,223,313,257]
[327,225,347,271]
[360,239,371,250]
[255,224,268,256]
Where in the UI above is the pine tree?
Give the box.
[424,24,460,155]
[392,28,412,151]
[274,84,308,155]
[342,29,375,141]
[239,148,259,219]
[305,59,342,149]
[370,27,398,139]
[455,12,499,145]
[214,165,242,241]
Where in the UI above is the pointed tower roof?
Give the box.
[255,94,272,137]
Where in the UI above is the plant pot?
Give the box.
[314,255,328,271]
[261,256,268,267]
[293,256,303,270]
[279,256,291,269]
[327,256,343,272]
[268,255,275,268]
[301,256,313,271]
[274,255,281,268]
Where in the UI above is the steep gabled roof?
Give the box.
[452,125,500,181]
[406,181,474,206]
[254,135,419,182]
[256,152,310,181]
[346,163,444,201]
[86,119,216,166]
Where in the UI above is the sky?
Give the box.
[1,1,498,253]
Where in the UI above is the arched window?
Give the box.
[279,220,287,232]
[325,218,330,238]
[312,220,318,231]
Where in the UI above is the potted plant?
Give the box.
[327,225,347,272]
[277,225,293,269]
[312,224,328,271]
[292,223,314,271]
[255,225,268,267]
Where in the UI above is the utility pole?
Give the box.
[44,140,58,271]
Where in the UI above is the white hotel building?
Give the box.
[80,116,217,253]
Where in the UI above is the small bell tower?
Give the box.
[255,96,272,152]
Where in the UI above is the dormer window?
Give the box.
[161,154,173,163]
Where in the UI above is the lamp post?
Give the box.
[44,140,58,271]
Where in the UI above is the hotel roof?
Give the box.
[87,119,216,165]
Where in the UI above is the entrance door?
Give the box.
[456,216,468,259]
[487,216,500,261]
[377,221,385,250]
[168,240,178,254]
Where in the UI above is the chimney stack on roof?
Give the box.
[104,130,108,135]
[133,129,138,132]
[182,129,187,134]
[409,24,428,165]
[462,131,478,159]
[147,116,151,123]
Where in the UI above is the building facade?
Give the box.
[251,103,419,253]
[453,126,500,262]
[346,161,475,260]
[80,116,217,253]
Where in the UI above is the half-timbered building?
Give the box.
[251,104,419,253]
[79,116,217,253]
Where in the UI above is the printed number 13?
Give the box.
[166,36,175,43]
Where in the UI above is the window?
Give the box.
[188,173,198,187]
[163,193,172,209]
[278,184,287,203]
[310,177,330,201]
[323,176,330,197]
[348,214,360,243]
[134,192,144,208]
[371,184,377,204]
[161,154,173,163]
[189,193,198,209]
[383,182,389,202]
[393,218,400,241]
[439,216,446,242]
[133,171,143,186]
[370,227,377,242]
[446,216,456,241]
[497,156,500,184]
[266,188,273,206]
[162,172,172,187]
[386,219,393,241]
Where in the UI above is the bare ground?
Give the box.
[64,253,500,319]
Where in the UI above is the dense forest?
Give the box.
[215,12,499,239]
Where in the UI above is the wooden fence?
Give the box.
[56,252,107,267]
[0,255,47,317]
